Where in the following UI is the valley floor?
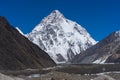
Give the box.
[1,64,120,80]
[21,71,120,80]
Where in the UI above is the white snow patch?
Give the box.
[28,74,40,78]
[16,27,24,35]
[93,55,111,64]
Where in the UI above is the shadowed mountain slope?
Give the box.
[0,16,56,70]
[72,30,120,63]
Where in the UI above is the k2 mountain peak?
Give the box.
[26,10,96,63]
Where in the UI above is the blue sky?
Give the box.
[0,0,120,41]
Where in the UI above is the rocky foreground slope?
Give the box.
[0,71,118,80]
[0,16,56,70]
[0,73,24,80]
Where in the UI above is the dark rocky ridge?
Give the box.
[72,30,120,63]
[0,16,56,70]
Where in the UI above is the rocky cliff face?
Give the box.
[72,30,120,63]
[0,16,56,70]
[27,10,96,63]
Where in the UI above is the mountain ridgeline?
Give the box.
[0,10,120,80]
[26,10,96,63]
[71,30,120,63]
[0,16,56,70]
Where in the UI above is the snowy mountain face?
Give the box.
[27,10,96,63]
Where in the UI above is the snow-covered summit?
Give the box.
[32,10,64,32]
[115,30,120,37]
[27,10,96,63]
